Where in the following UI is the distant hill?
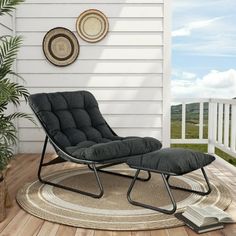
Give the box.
[172,98,235,121]
[171,103,209,121]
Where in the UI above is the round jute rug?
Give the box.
[16,166,231,231]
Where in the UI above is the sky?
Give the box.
[171,0,236,99]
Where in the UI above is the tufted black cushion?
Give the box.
[127,148,215,175]
[65,136,162,161]
[29,91,162,162]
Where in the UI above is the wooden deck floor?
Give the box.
[0,154,236,236]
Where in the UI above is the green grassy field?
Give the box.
[171,119,236,167]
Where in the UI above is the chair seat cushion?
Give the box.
[127,148,215,175]
[65,137,162,162]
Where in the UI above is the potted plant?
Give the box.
[0,0,34,221]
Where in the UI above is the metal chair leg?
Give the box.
[88,164,151,182]
[38,136,104,198]
[166,168,212,196]
[127,169,177,214]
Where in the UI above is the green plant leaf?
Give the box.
[0,0,25,16]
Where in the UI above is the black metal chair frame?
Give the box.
[38,135,151,199]
[127,166,212,214]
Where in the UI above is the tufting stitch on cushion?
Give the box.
[29,91,162,162]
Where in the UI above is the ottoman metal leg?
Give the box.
[166,168,212,196]
[127,169,177,214]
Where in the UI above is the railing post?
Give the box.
[208,100,217,154]
[230,104,236,153]
[199,102,204,140]
[182,103,186,140]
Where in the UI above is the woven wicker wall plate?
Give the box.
[76,9,109,43]
[43,27,79,67]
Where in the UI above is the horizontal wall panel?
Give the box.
[19,141,55,153]
[0,25,13,35]
[17,4,163,18]
[20,101,162,115]
[17,18,163,32]
[19,74,163,88]
[18,46,163,60]
[19,32,163,46]
[19,128,162,142]
[17,60,163,74]
[114,128,162,138]
[1,14,13,30]
[19,114,162,128]
[26,88,163,101]
[24,0,164,4]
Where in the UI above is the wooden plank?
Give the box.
[94,230,112,236]
[18,32,163,46]
[167,227,188,236]
[18,127,162,141]
[0,25,13,35]
[1,14,13,30]
[150,229,168,236]
[36,221,60,236]
[131,231,151,235]
[181,103,186,140]
[17,216,44,236]
[17,4,163,18]
[24,0,164,3]
[0,210,31,235]
[17,60,163,74]
[19,100,163,115]
[18,114,162,128]
[112,231,132,236]
[0,202,21,233]
[208,230,225,236]
[17,18,163,32]
[18,74,163,88]
[55,225,77,236]
[18,46,163,60]
[217,103,223,144]
[230,105,236,152]
[25,87,163,101]
[199,102,204,140]
[75,228,95,236]
[224,104,230,147]
[184,226,209,236]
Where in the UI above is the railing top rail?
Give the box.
[209,98,236,105]
[171,98,209,104]
[172,98,236,105]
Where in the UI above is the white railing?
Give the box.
[171,98,236,158]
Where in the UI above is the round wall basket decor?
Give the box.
[43,27,79,67]
[76,9,109,43]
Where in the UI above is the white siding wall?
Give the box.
[0,13,13,35]
[16,0,171,153]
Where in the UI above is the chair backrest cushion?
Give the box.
[29,91,118,149]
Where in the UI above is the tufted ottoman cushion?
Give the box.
[127,148,215,175]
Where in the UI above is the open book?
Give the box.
[182,205,234,227]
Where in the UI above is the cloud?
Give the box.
[172,17,223,37]
[172,69,236,99]
[172,70,197,80]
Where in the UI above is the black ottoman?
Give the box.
[126,148,215,214]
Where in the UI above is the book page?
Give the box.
[188,206,212,218]
[184,206,218,226]
[205,206,234,222]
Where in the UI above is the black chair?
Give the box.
[29,90,162,198]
